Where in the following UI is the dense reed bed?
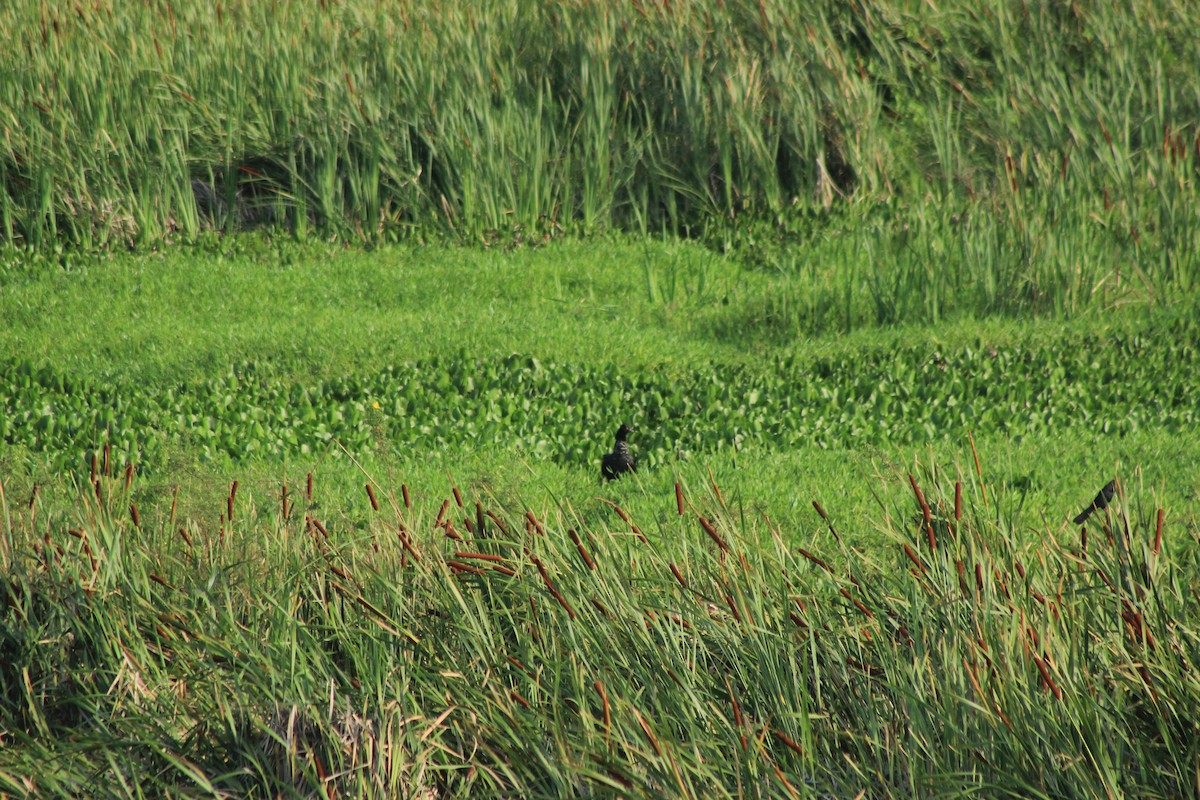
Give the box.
[1,454,1196,797]
[2,0,1198,262]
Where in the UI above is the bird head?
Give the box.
[615,423,633,441]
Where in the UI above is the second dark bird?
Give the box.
[601,423,636,482]
[1073,479,1116,525]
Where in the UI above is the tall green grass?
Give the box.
[2,0,1198,264]
[2,454,1196,797]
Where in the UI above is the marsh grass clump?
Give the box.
[1,453,1198,797]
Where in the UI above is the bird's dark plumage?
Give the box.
[1073,479,1116,525]
[601,424,636,482]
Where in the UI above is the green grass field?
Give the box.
[4,1,1200,797]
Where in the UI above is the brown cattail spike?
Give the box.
[699,516,730,553]
[130,503,141,528]
[365,483,379,511]
[675,482,685,516]
[568,529,596,570]
[401,483,411,509]
[306,472,313,501]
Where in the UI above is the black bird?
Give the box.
[1073,479,1117,525]
[601,424,636,482]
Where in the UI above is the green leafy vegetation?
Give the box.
[2,316,1198,473]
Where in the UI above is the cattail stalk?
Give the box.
[699,516,730,553]
[568,529,596,570]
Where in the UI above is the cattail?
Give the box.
[839,587,874,619]
[485,510,509,536]
[974,563,984,592]
[956,559,968,596]
[446,560,485,576]
[401,483,411,509]
[724,593,744,624]
[675,482,685,516]
[726,678,747,751]
[954,481,962,521]
[452,485,463,508]
[568,529,596,570]
[227,480,238,521]
[1014,559,1026,580]
[396,526,421,562]
[668,562,687,589]
[149,573,171,589]
[633,708,662,756]
[124,462,134,491]
[506,655,534,678]
[280,483,290,519]
[812,499,828,521]
[311,517,330,539]
[169,485,179,526]
[130,503,141,528]
[90,451,98,482]
[772,728,805,758]
[1154,508,1164,555]
[590,597,611,618]
[630,523,648,545]
[993,568,1010,600]
[797,547,833,575]
[329,564,351,581]
[454,551,507,564]
[443,523,463,541]
[510,690,531,709]
[306,472,313,501]
[103,442,111,476]
[365,483,379,511]
[902,543,925,574]
[962,656,987,710]
[708,466,727,509]
[177,526,193,547]
[435,499,450,528]
[463,515,475,534]
[699,516,730,553]
[532,557,576,619]
[1033,654,1061,700]
[491,564,516,577]
[526,511,544,536]
[594,681,611,736]
[476,502,486,539]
